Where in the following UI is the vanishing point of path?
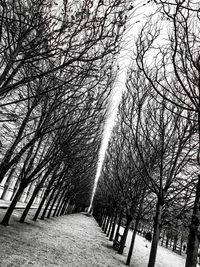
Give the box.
[0,211,125,267]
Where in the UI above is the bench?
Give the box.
[113,234,126,250]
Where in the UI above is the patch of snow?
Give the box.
[0,210,194,267]
[113,227,187,267]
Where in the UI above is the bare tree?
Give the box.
[119,65,196,267]
[134,1,200,265]
[0,0,127,96]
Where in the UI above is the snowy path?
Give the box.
[0,211,125,267]
[0,210,189,266]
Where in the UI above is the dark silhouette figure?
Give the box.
[145,232,152,242]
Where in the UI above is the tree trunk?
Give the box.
[107,213,114,237]
[99,213,104,227]
[56,191,68,216]
[110,209,118,241]
[52,192,64,217]
[173,237,178,251]
[102,215,107,231]
[60,197,69,215]
[147,201,162,267]
[179,233,183,255]
[166,237,169,248]
[1,167,15,199]
[46,189,60,218]
[115,209,123,242]
[20,163,52,222]
[0,136,37,184]
[99,213,105,227]
[32,189,49,221]
[62,197,71,215]
[40,188,56,220]
[185,175,200,267]
[32,169,57,221]
[97,210,102,226]
[118,214,132,255]
[104,216,110,234]
[56,197,66,216]
[1,183,25,226]
[126,217,140,265]
[54,191,65,216]
[19,184,40,223]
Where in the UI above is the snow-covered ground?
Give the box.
[0,210,189,266]
[121,229,186,267]
[0,210,125,267]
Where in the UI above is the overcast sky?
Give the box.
[89,0,157,210]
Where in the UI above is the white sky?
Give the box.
[89,0,156,210]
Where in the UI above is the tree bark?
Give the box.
[126,217,140,265]
[99,213,104,227]
[1,167,15,199]
[60,197,69,215]
[40,188,56,220]
[170,238,172,248]
[185,175,200,267]
[56,191,68,216]
[173,236,178,251]
[115,209,123,242]
[19,168,52,222]
[185,106,200,267]
[104,215,111,234]
[56,197,66,216]
[147,200,162,267]
[110,209,118,241]
[118,214,132,255]
[166,237,169,248]
[62,197,71,215]
[32,188,50,221]
[102,214,107,231]
[19,184,40,223]
[52,191,64,217]
[1,183,26,226]
[107,213,114,237]
[46,189,60,218]
[179,233,183,255]
[32,168,58,221]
